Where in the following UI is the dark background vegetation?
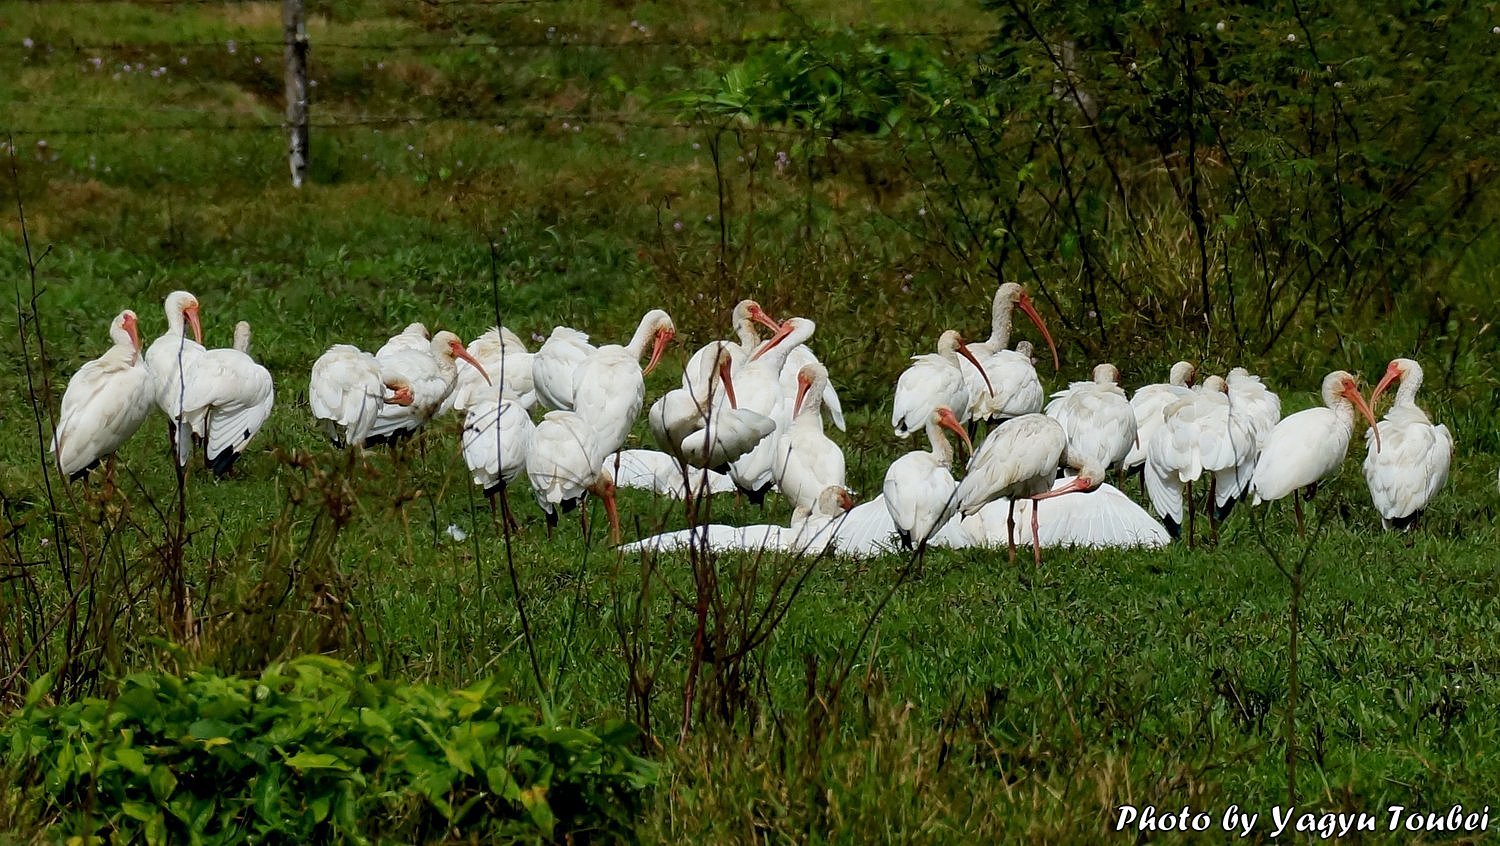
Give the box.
[2,0,1498,841]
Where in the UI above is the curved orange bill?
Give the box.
[454,347,492,385]
[1017,293,1059,370]
[1346,383,1381,452]
[718,356,738,409]
[643,329,674,375]
[793,374,813,417]
[1370,364,1401,407]
[956,340,995,396]
[1030,475,1094,502]
[124,317,142,352]
[936,407,972,455]
[749,306,781,333]
[751,320,797,362]
[185,306,203,344]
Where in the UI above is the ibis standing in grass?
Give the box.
[883,405,971,551]
[52,310,155,483]
[891,330,992,438]
[1363,358,1453,530]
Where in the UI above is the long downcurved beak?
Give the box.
[955,339,995,395]
[1346,384,1381,452]
[750,306,781,333]
[1017,293,1059,370]
[185,306,203,344]
[1370,366,1400,408]
[751,321,796,362]
[718,356,738,409]
[126,322,141,353]
[1031,475,1094,502]
[793,374,813,417]
[643,329,674,375]
[937,408,972,455]
[454,348,492,385]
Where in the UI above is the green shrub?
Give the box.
[2,657,657,844]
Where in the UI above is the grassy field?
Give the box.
[3,0,1500,841]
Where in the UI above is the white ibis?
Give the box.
[891,330,992,437]
[145,290,205,421]
[172,320,275,477]
[444,327,535,416]
[1250,371,1380,535]
[617,485,853,554]
[1044,363,1136,472]
[682,299,781,383]
[531,326,595,412]
[1143,376,1259,541]
[883,405,972,550]
[366,330,490,446]
[609,448,737,498]
[723,317,819,501]
[771,361,846,513]
[1122,361,1195,470]
[571,309,675,459]
[461,388,536,532]
[309,344,413,448]
[51,310,155,482]
[1217,366,1281,517]
[954,413,1094,564]
[961,477,1169,550]
[649,342,775,471]
[965,283,1060,423]
[525,409,620,544]
[1363,358,1453,530]
[375,322,430,358]
[778,341,848,433]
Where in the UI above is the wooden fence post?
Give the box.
[283,0,309,188]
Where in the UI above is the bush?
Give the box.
[2,656,657,844]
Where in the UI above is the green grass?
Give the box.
[3,0,1500,841]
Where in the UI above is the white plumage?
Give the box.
[1045,362,1136,471]
[891,330,990,436]
[1122,361,1195,470]
[366,330,488,445]
[173,321,275,477]
[52,310,155,481]
[682,299,780,385]
[883,405,970,550]
[444,327,535,416]
[309,344,402,448]
[772,361,847,513]
[649,343,775,471]
[525,409,620,542]
[531,326,595,412]
[145,290,205,421]
[1143,376,1259,535]
[461,388,536,530]
[965,283,1059,422]
[609,448,737,498]
[960,478,1170,549]
[571,309,676,459]
[724,317,817,500]
[1363,358,1453,529]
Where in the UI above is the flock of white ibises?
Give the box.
[49,284,1453,562]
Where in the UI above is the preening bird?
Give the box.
[375,322,431,358]
[366,330,490,446]
[771,361,846,514]
[1363,358,1453,530]
[145,290,205,421]
[1123,361,1195,470]
[883,405,972,551]
[525,410,621,544]
[461,388,536,532]
[571,309,675,459]
[1142,376,1258,541]
[172,321,275,477]
[309,344,413,448]
[1044,363,1136,472]
[531,326,595,412]
[52,310,155,482]
[649,342,775,471]
[682,299,781,383]
[724,317,819,501]
[1250,370,1380,535]
[965,283,1060,423]
[891,330,992,437]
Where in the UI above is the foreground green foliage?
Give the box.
[3,657,655,843]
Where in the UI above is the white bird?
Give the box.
[531,326,595,412]
[892,330,992,437]
[51,310,155,482]
[682,299,781,384]
[375,322,430,359]
[1226,367,1281,450]
[525,409,620,544]
[309,344,413,448]
[961,478,1169,550]
[144,290,204,421]
[461,388,536,532]
[1143,376,1259,541]
[954,413,1110,564]
[1363,358,1453,530]
[966,283,1060,423]
[649,343,775,471]
[1250,371,1380,535]
[571,309,676,458]
[366,330,490,446]
[883,405,972,550]
[443,326,535,416]
[609,448,737,498]
[173,321,275,477]
[771,362,846,513]
[723,317,818,501]
[1123,361,1196,470]
[618,485,853,554]
[778,341,847,433]
[1045,363,1136,472]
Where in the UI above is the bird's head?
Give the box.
[1325,370,1380,452]
[435,331,491,385]
[1371,358,1419,407]
[738,300,781,334]
[165,290,202,343]
[934,406,972,455]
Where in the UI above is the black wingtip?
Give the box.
[1387,511,1422,532]
[1214,495,1238,523]
[1164,516,1181,539]
[209,448,241,479]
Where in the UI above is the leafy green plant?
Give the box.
[2,657,657,843]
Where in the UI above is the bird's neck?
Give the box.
[926,419,955,466]
[1393,371,1423,407]
[164,307,187,336]
[627,316,659,360]
[988,303,1013,349]
[734,318,762,352]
